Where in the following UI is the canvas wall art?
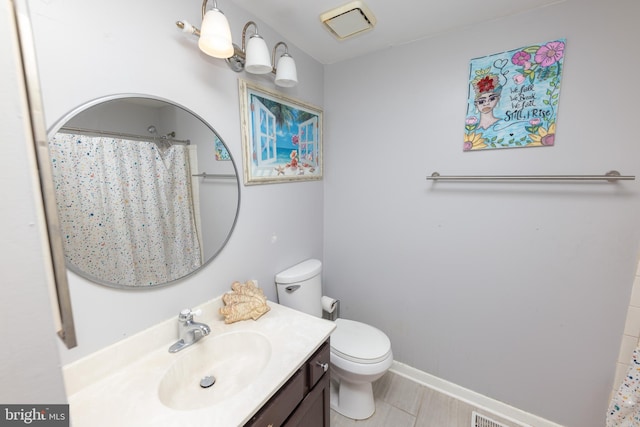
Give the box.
[239,80,323,185]
[464,39,565,151]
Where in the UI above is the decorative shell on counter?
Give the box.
[219,280,270,324]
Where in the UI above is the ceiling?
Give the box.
[229,0,564,65]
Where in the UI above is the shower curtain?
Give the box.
[49,133,202,286]
[608,346,640,426]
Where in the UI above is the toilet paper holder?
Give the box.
[322,298,340,321]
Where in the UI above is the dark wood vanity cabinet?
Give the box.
[245,339,330,427]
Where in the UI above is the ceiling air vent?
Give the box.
[320,1,376,40]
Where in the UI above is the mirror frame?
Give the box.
[47,93,242,289]
[13,0,77,347]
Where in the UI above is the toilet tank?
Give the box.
[275,259,322,317]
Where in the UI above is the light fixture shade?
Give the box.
[198,9,234,58]
[275,54,298,87]
[244,35,272,74]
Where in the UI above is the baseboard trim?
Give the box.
[389,361,565,427]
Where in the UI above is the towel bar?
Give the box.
[426,171,635,182]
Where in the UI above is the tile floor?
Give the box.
[330,371,516,427]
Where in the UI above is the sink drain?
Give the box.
[200,375,216,388]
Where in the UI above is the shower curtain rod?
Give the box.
[191,172,237,179]
[427,170,635,182]
[58,126,190,145]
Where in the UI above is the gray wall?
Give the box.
[0,0,66,404]
[323,0,640,426]
[28,0,324,364]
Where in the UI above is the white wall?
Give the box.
[323,0,640,426]
[27,0,325,364]
[0,0,66,403]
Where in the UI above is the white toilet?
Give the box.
[275,259,393,420]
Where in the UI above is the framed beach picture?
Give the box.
[214,135,230,161]
[239,79,323,185]
[464,39,565,151]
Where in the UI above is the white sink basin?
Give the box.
[158,331,272,411]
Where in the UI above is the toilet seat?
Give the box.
[331,318,391,364]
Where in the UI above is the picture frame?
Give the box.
[239,79,323,185]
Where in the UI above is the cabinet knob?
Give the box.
[316,361,329,372]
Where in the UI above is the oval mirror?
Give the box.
[47,95,240,288]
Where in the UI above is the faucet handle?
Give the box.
[179,308,202,321]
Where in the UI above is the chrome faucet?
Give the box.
[168,308,211,353]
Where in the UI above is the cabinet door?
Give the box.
[244,339,330,427]
[283,372,330,427]
[245,369,305,427]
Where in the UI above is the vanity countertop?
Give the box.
[63,297,335,427]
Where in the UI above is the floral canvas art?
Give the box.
[464,39,565,151]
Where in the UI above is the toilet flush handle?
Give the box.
[285,285,301,293]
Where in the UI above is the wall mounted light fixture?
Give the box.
[177,0,298,87]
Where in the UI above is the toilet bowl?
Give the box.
[275,259,393,420]
[329,318,393,419]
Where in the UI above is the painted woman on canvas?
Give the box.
[473,73,502,130]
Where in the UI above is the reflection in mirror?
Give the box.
[48,95,240,288]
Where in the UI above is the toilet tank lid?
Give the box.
[275,259,322,284]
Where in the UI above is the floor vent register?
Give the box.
[472,411,530,427]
